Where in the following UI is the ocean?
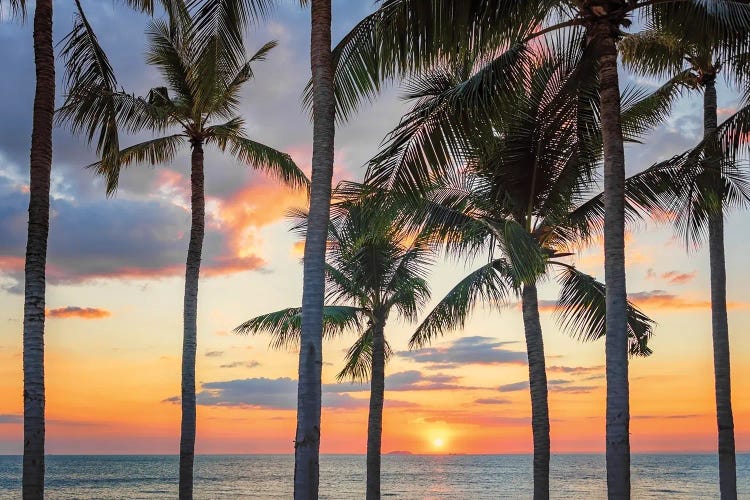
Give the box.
[0,454,747,499]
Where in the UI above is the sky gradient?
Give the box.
[0,1,749,455]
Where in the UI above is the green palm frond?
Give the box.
[550,263,654,357]
[619,30,691,80]
[234,305,366,350]
[645,0,750,56]
[715,102,750,157]
[215,135,308,189]
[188,0,274,102]
[88,134,185,195]
[492,219,547,285]
[205,40,277,119]
[620,70,694,142]
[306,0,543,121]
[145,19,194,106]
[410,258,512,349]
[59,0,120,166]
[366,44,531,195]
[336,328,394,383]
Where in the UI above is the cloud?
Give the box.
[413,411,530,427]
[550,385,597,394]
[498,378,598,394]
[535,300,558,312]
[219,361,261,369]
[474,398,512,405]
[400,336,527,368]
[498,381,529,392]
[324,371,477,393]
[46,306,111,319]
[166,376,416,410]
[629,290,748,310]
[661,271,696,285]
[0,414,22,424]
[547,365,604,375]
[0,166,300,292]
[205,351,224,358]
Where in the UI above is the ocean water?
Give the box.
[0,454,747,499]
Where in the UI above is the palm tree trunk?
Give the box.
[521,284,550,500]
[366,315,387,500]
[23,0,54,497]
[179,139,205,500]
[703,78,737,499]
[295,1,335,498]
[586,12,630,498]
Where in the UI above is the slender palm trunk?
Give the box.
[587,14,630,498]
[366,315,387,500]
[179,140,205,500]
[703,79,737,499]
[521,285,550,500]
[23,0,54,497]
[295,1,335,498]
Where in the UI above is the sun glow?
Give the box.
[432,437,444,449]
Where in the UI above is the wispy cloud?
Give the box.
[474,398,512,405]
[401,336,527,368]
[219,361,261,369]
[629,290,748,310]
[164,377,416,410]
[47,306,111,320]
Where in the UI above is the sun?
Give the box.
[432,437,444,449]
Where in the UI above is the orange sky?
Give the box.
[1,1,750,457]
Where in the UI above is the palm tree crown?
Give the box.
[237,182,433,498]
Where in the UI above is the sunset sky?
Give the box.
[0,1,749,456]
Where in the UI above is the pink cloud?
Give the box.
[661,271,696,285]
[47,306,111,319]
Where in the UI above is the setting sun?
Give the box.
[433,438,445,449]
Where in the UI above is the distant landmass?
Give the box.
[386,451,413,455]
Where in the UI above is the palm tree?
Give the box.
[294,1,337,497]
[376,51,657,499]
[620,31,750,498]
[58,9,306,498]
[6,1,186,496]
[323,4,750,494]
[236,183,433,500]
[13,0,53,496]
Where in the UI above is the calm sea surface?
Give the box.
[0,454,747,499]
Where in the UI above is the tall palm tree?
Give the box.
[620,32,750,498]
[236,183,432,499]
[295,1,336,497]
[4,0,157,496]
[12,0,53,496]
[376,51,658,499]
[323,4,749,494]
[58,9,306,498]
[173,2,338,496]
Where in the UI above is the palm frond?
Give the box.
[618,30,691,80]
[0,0,25,20]
[88,134,185,195]
[366,44,530,195]
[145,18,194,106]
[234,305,365,350]
[188,0,274,103]
[306,0,543,121]
[551,263,654,357]
[620,69,694,142]
[59,0,120,165]
[217,135,308,189]
[410,258,512,348]
[336,328,394,383]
